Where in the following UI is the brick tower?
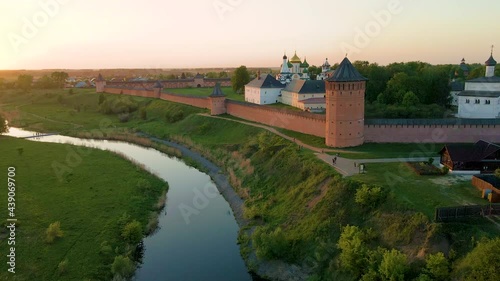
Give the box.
[153,81,163,98]
[209,82,226,115]
[95,73,106,93]
[325,57,368,147]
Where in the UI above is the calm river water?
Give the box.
[4,127,252,281]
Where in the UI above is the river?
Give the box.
[3,127,253,281]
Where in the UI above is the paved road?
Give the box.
[200,114,440,177]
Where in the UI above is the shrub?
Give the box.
[58,259,68,275]
[16,147,24,156]
[122,220,143,246]
[252,226,290,260]
[454,237,500,281]
[98,93,106,105]
[118,113,130,123]
[111,255,135,279]
[0,114,6,134]
[407,162,444,176]
[165,109,184,123]
[337,225,367,276]
[137,179,152,193]
[379,249,408,281]
[100,241,113,256]
[424,252,449,281]
[355,184,384,209]
[68,89,74,95]
[46,221,64,243]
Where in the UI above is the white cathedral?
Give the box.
[275,52,333,84]
[457,49,500,119]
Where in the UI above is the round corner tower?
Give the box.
[209,83,226,115]
[325,57,368,148]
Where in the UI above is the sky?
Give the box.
[0,0,498,70]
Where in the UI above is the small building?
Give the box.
[439,140,500,172]
[458,49,500,118]
[281,80,326,112]
[244,74,285,105]
[449,80,464,106]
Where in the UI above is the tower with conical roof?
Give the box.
[153,81,163,98]
[209,82,226,115]
[485,46,496,78]
[325,57,368,147]
[96,73,106,93]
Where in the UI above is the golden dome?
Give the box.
[290,51,301,64]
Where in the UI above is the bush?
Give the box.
[68,89,74,95]
[137,179,152,193]
[165,109,185,123]
[98,93,106,105]
[57,259,68,275]
[379,249,408,281]
[252,226,290,260]
[355,184,384,209]
[337,225,367,276]
[424,252,449,281]
[118,113,130,123]
[122,220,143,246]
[111,255,135,279]
[454,237,500,281]
[139,108,147,120]
[0,114,7,134]
[46,221,64,243]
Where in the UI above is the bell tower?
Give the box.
[95,73,106,93]
[325,57,368,147]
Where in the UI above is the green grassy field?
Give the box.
[350,162,487,218]
[0,136,167,281]
[165,87,245,102]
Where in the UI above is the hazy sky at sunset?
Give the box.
[0,0,498,69]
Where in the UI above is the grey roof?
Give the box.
[467,76,500,83]
[283,80,325,94]
[96,74,104,82]
[153,81,163,88]
[246,74,285,89]
[326,57,368,82]
[485,54,497,66]
[457,91,500,98]
[209,83,225,97]
[194,73,204,79]
[450,81,465,91]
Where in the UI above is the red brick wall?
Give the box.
[104,87,158,98]
[226,100,326,137]
[364,125,500,143]
[160,93,210,109]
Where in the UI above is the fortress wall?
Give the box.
[226,100,326,137]
[160,92,210,109]
[364,124,500,143]
[103,87,158,98]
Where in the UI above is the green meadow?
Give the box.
[0,136,167,281]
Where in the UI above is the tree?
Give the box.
[402,91,420,107]
[36,75,56,89]
[180,72,186,79]
[46,221,64,243]
[121,220,143,245]
[51,71,69,88]
[455,237,500,281]
[0,114,7,133]
[424,252,449,281]
[111,255,135,278]
[379,249,408,281]
[355,184,384,208]
[231,65,250,94]
[17,74,33,92]
[218,71,228,78]
[337,225,367,276]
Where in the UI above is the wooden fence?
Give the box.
[435,204,500,222]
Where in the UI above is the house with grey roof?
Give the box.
[281,80,326,112]
[245,74,285,105]
[458,49,500,118]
